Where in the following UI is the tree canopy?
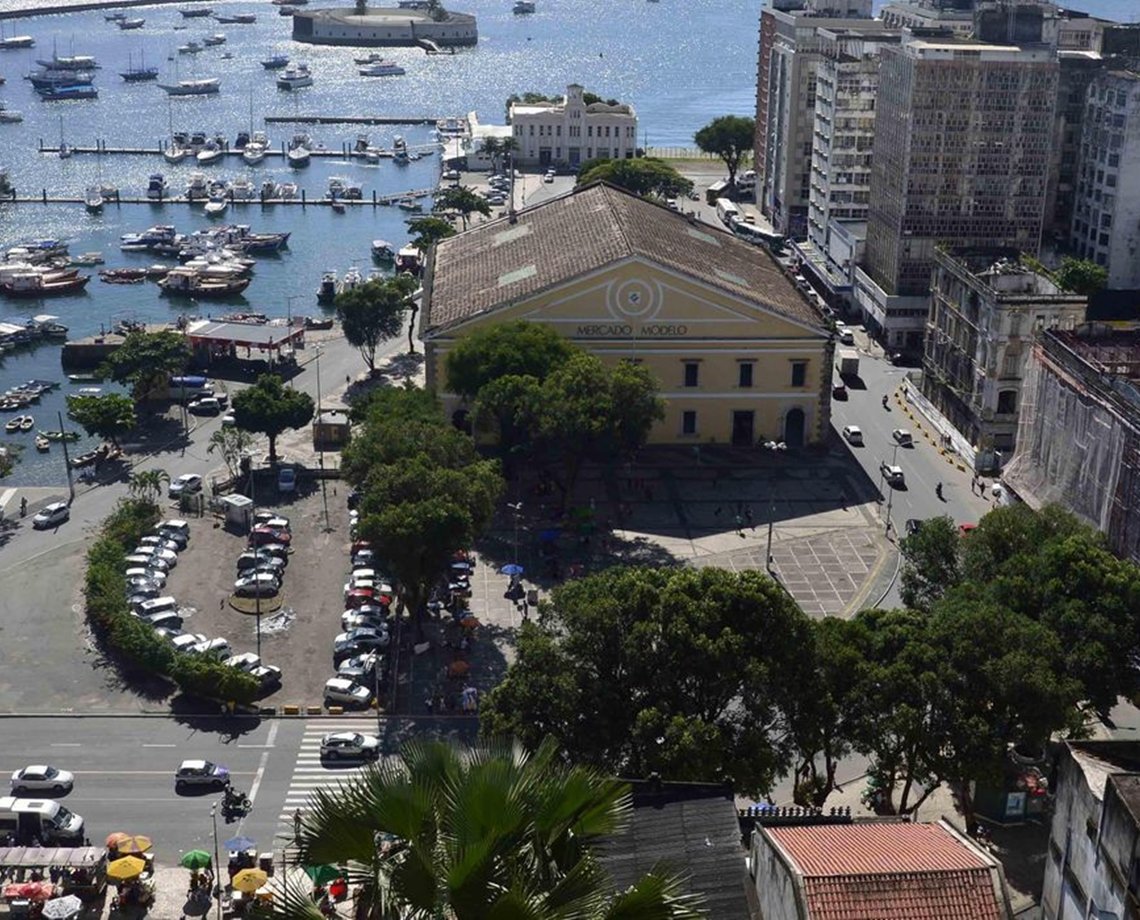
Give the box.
[694,115,755,187]
[335,276,415,373]
[278,738,702,920]
[1055,257,1108,296]
[445,321,575,399]
[66,393,137,445]
[576,158,693,199]
[433,186,492,230]
[231,374,314,464]
[100,330,191,402]
[481,566,813,798]
[899,516,962,612]
[406,215,457,251]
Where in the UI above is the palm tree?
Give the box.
[477,136,503,173]
[128,468,169,505]
[275,738,704,920]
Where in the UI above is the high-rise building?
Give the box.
[856,29,1058,351]
[753,0,878,241]
[799,28,899,310]
[1069,69,1140,290]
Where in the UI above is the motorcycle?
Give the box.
[221,784,252,821]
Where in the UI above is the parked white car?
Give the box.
[134,546,178,567]
[323,678,373,708]
[319,731,380,760]
[169,474,203,498]
[32,502,70,529]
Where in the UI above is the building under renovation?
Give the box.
[1003,323,1140,563]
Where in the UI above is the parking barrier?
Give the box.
[327,705,344,715]
[306,705,323,715]
[282,704,300,715]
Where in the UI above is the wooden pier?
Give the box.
[4,187,437,208]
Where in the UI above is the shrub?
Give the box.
[84,498,259,706]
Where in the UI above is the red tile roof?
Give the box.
[767,823,1005,920]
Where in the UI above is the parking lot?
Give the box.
[160,482,355,708]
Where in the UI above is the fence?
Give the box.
[645,146,719,160]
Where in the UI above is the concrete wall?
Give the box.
[750,830,804,920]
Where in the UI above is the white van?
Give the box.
[136,596,178,617]
[0,798,85,844]
[715,197,741,227]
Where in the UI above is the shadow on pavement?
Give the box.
[988,820,1050,910]
[169,699,264,740]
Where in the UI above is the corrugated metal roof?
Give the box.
[424,182,821,334]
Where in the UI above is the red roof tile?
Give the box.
[768,823,990,875]
[767,824,1005,920]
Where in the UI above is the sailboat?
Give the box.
[241,92,267,165]
[120,51,158,82]
[163,100,187,163]
[0,23,35,50]
[58,116,71,159]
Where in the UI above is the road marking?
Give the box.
[142,743,176,748]
[50,743,81,747]
[233,721,277,839]
[71,770,258,776]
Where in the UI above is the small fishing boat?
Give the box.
[5,416,22,433]
[276,62,312,90]
[19,415,33,432]
[99,268,149,284]
[316,270,339,305]
[371,240,394,261]
[160,77,220,96]
[117,18,145,29]
[204,33,226,46]
[260,54,289,69]
[40,428,80,441]
[34,434,49,451]
[159,266,249,297]
[278,181,298,199]
[204,193,228,216]
[180,7,213,17]
[0,272,89,297]
[286,133,311,168]
[396,198,421,212]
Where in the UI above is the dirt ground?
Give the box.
[162,481,353,708]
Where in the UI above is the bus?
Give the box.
[731,221,787,255]
[715,197,741,227]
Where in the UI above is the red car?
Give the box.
[251,526,292,546]
[345,588,378,609]
[351,539,373,555]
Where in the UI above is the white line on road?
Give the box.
[142,743,176,748]
[233,721,277,839]
[50,743,81,747]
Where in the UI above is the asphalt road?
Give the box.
[0,717,308,858]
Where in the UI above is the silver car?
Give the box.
[10,765,74,795]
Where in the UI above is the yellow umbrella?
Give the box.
[231,869,268,893]
[115,835,153,855]
[106,857,146,881]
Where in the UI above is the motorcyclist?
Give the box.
[881,394,889,409]
[222,784,248,812]
[935,482,943,500]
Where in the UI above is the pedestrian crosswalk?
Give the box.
[277,720,384,832]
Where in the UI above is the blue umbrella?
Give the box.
[224,836,256,852]
[501,563,524,576]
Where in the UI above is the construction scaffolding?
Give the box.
[1004,324,1140,563]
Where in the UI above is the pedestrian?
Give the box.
[293,808,302,838]
[219,597,226,610]
[745,507,755,530]
[734,513,744,536]
[19,497,26,517]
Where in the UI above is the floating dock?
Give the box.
[4,188,437,208]
[37,140,441,159]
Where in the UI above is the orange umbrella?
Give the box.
[460,616,480,629]
[447,660,471,677]
[115,835,153,855]
[105,832,131,849]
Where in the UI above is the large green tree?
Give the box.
[66,393,137,446]
[481,567,813,798]
[406,215,457,251]
[231,374,314,464]
[899,516,963,612]
[576,158,693,199]
[694,115,755,188]
[278,738,702,920]
[445,321,575,400]
[433,185,492,230]
[100,330,191,402]
[335,277,414,373]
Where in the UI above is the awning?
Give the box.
[0,847,106,869]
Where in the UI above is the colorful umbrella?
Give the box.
[303,864,341,886]
[179,850,213,870]
[106,856,146,881]
[41,895,83,920]
[105,831,131,848]
[231,868,268,893]
[3,882,56,901]
[501,563,524,576]
[114,835,152,855]
[224,836,256,852]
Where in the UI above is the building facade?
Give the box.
[420,183,833,448]
[508,84,636,170]
[858,33,1058,350]
[922,248,1086,464]
[291,6,478,47]
[1041,741,1140,920]
[1070,69,1140,290]
[753,0,877,240]
[799,28,897,310]
[1003,323,1140,564]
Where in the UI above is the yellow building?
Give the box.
[420,182,834,447]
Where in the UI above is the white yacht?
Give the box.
[204,193,228,217]
[84,186,104,213]
[260,179,279,199]
[230,177,254,201]
[359,60,405,77]
[278,181,298,199]
[328,176,362,200]
[276,63,312,90]
[145,173,169,199]
[241,130,269,165]
[159,77,220,96]
[197,140,225,165]
[286,133,311,168]
[186,172,209,200]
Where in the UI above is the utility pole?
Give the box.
[57,411,75,503]
[507,502,522,564]
[210,804,222,920]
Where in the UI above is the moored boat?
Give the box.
[277,63,312,90]
[316,270,339,305]
[371,240,395,261]
[84,186,103,213]
[159,266,249,297]
[160,78,220,96]
[260,54,289,69]
[0,271,89,297]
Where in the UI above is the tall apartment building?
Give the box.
[880,0,975,36]
[509,84,637,170]
[857,30,1058,351]
[922,248,1086,466]
[1069,70,1140,290]
[800,28,899,309]
[753,0,877,241]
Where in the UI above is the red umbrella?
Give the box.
[3,881,56,901]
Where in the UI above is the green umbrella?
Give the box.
[304,864,341,886]
[179,850,213,870]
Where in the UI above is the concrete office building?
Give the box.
[798,28,899,310]
[922,248,1086,467]
[857,30,1058,351]
[753,0,879,241]
[1070,69,1140,290]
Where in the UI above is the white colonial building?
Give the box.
[508,84,637,170]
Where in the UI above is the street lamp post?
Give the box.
[760,441,783,574]
[315,344,330,532]
[507,502,522,564]
[210,804,222,920]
